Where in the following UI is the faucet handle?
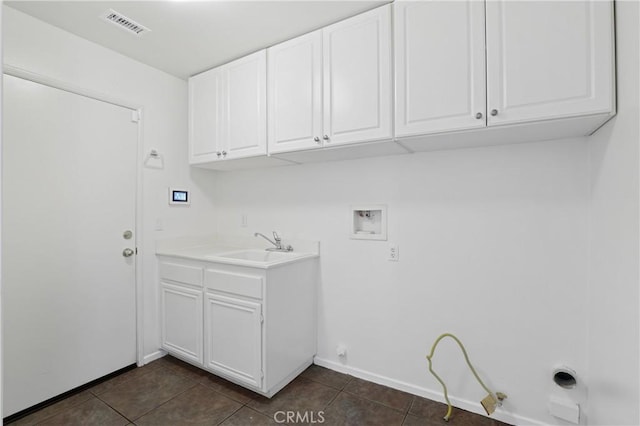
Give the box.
[272,231,281,242]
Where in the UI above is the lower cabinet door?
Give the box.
[160,281,203,364]
[205,292,263,388]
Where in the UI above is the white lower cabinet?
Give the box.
[205,292,263,388]
[160,282,204,365]
[204,268,264,389]
[158,257,317,397]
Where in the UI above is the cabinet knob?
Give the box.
[475,112,483,119]
[323,135,329,141]
[222,151,227,157]
[314,136,320,143]
[490,109,499,116]
[216,152,221,158]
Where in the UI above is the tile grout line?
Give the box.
[400,412,410,426]
[214,404,244,426]
[94,371,201,424]
[87,364,169,424]
[323,389,342,412]
[340,387,413,415]
[88,363,161,399]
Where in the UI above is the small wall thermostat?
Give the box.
[169,188,190,206]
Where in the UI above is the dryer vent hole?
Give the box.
[553,370,577,389]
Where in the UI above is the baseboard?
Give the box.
[142,349,167,366]
[313,357,544,426]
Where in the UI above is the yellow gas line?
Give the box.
[426,333,507,421]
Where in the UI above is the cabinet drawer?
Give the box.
[159,262,203,287]
[205,269,263,299]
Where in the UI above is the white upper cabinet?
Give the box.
[395,0,615,147]
[189,67,223,163]
[485,0,614,126]
[225,51,267,159]
[267,31,323,154]
[394,1,487,137]
[267,4,392,154]
[192,0,616,166]
[189,50,267,164]
[323,5,392,146]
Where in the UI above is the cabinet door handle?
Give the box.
[490,109,499,116]
[314,136,320,143]
[475,112,483,119]
[323,135,329,142]
[222,151,227,157]
[216,152,222,158]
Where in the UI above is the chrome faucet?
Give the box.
[254,231,293,252]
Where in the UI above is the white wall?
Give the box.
[587,2,640,425]
[2,6,218,362]
[213,138,590,425]
[212,6,640,425]
[0,4,4,418]
[3,3,638,426]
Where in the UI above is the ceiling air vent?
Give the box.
[100,9,151,36]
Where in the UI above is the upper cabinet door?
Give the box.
[189,68,223,163]
[394,1,486,137]
[268,31,323,154]
[486,0,615,126]
[224,50,267,159]
[323,5,392,146]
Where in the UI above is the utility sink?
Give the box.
[157,239,318,269]
[216,249,296,262]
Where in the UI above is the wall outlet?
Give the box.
[388,244,399,261]
[336,345,347,358]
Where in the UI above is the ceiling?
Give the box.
[6,0,389,80]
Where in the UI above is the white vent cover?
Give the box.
[100,9,151,36]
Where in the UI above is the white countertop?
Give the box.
[156,234,319,269]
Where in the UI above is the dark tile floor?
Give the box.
[7,356,511,426]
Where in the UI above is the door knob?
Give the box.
[122,248,135,257]
[123,230,133,240]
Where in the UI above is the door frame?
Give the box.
[2,63,145,367]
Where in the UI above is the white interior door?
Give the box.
[2,75,138,416]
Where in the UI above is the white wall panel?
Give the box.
[586,2,640,424]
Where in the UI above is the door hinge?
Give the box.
[131,110,141,123]
[135,247,138,255]
[260,314,264,324]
